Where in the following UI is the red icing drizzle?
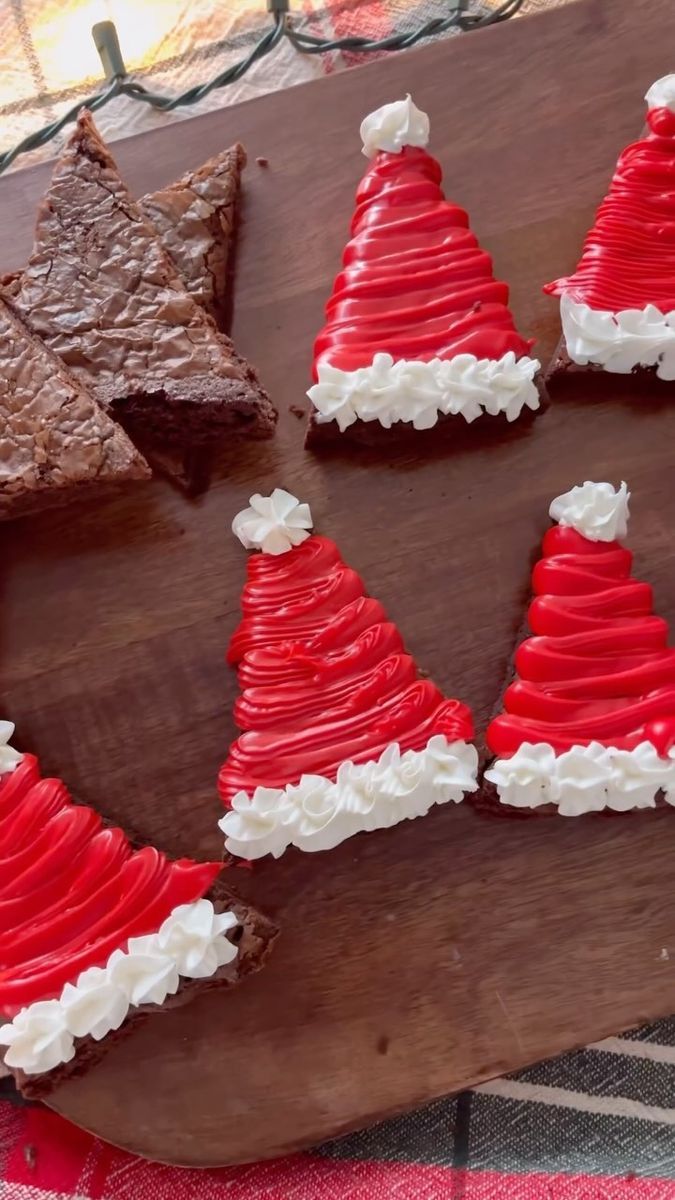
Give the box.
[486,525,675,758]
[544,106,675,311]
[219,535,474,804]
[311,146,533,378]
[0,756,220,1016]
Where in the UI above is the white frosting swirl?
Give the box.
[61,970,129,1040]
[0,900,239,1076]
[0,721,22,775]
[646,74,675,113]
[360,95,430,158]
[155,901,239,978]
[219,735,479,859]
[560,294,675,379]
[232,489,313,556]
[485,741,675,816]
[307,352,541,432]
[0,1001,76,1075]
[107,944,180,1007]
[549,480,630,543]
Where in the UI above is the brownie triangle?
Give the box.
[0,746,277,1098]
[482,481,675,817]
[0,297,149,520]
[543,76,675,391]
[218,489,479,859]
[2,144,245,319]
[13,112,276,447]
[306,98,542,445]
[140,143,245,320]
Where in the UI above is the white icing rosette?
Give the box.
[360,95,430,158]
[0,1001,76,1075]
[60,969,129,1041]
[155,900,239,978]
[0,722,22,775]
[292,773,364,852]
[646,74,675,114]
[549,480,630,542]
[219,736,479,859]
[232,489,313,555]
[223,785,302,859]
[484,743,556,809]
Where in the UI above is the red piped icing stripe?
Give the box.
[311,146,533,378]
[486,526,675,758]
[0,755,221,1016]
[544,106,675,311]
[219,535,474,804]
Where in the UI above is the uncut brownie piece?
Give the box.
[2,144,246,321]
[13,111,277,448]
[0,741,278,1100]
[140,144,246,321]
[0,296,149,520]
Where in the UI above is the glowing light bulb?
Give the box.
[33,0,184,91]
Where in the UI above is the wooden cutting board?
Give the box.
[2,0,675,1167]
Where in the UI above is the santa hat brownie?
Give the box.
[305,96,542,443]
[544,75,675,389]
[0,726,276,1097]
[218,490,478,858]
[484,482,675,816]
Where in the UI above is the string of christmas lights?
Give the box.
[0,0,526,174]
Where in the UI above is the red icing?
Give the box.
[544,106,675,311]
[486,525,675,758]
[219,535,474,804]
[311,146,534,378]
[0,755,221,1016]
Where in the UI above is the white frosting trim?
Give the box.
[219,735,479,859]
[0,722,22,775]
[360,95,430,158]
[232,489,313,556]
[549,480,630,543]
[485,741,675,816]
[0,900,239,1076]
[307,352,541,432]
[646,74,675,114]
[560,294,675,379]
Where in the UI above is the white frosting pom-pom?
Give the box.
[0,722,22,775]
[232,489,313,556]
[646,74,675,114]
[360,95,430,158]
[549,481,630,543]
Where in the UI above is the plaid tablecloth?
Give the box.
[4,1019,675,1195]
[3,0,675,1195]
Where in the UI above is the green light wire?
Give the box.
[0,1,525,175]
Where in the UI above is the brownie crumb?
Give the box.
[289,404,306,419]
[256,157,269,168]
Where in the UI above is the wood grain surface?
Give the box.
[3,0,675,1166]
